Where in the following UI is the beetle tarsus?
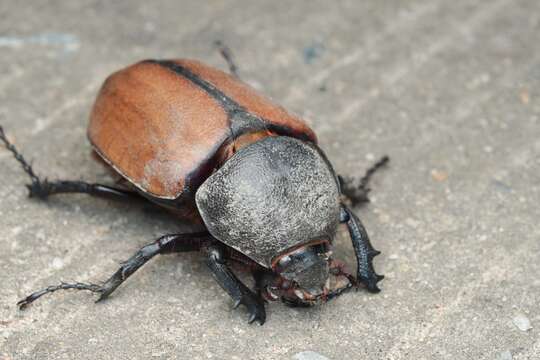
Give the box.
[214,40,239,78]
[340,155,389,206]
[360,155,389,190]
[341,205,384,293]
[326,281,354,301]
[17,281,103,310]
[0,126,42,186]
[0,125,52,199]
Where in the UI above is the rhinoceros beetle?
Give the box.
[0,44,388,325]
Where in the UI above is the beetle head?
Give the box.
[270,241,332,303]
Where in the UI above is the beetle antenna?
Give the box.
[214,40,239,78]
[0,126,41,184]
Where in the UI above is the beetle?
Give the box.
[0,45,388,325]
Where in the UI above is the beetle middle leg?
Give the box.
[205,244,266,325]
[17,232,211,309]
[339,155,389,206]
[0,126,136,201]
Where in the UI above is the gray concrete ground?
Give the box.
[1,1,539,359]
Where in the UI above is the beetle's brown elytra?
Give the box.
[89,59,315,201]
[2,50,387,325]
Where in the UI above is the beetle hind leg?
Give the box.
[0,126,136,201]
[339,155,389,206]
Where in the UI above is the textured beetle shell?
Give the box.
[195,136,341,268]
[88,59,316,201]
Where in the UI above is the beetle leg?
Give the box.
[25,180,137,201]
[17,232,211,309]
[0,126,136,201]
[252,269,267,298]
[281,296,313,308]
[339,155,389,206]
[340,205,384,293]
[214,40,239,78]
[204,244,266,325]
[326,282,354,301]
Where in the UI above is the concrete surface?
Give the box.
[1,1,539,359]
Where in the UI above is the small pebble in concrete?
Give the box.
[293,351,330,360]
[520,89,530,104]
[51,257,64,269]
[499,350,512,360]
[431,169,448,182]
[10,226,22,236]
[512,313,532,331]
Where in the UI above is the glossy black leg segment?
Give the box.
[1,126,135,201]
[252,269,266,298]
[26,180,136,201]
[340,205,384,293]
[339,155,389,206]
[214,40,239,78]
[205,244,266,325]
[17,232,211,309]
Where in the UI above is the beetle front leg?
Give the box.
[340,205,384,293]
[205,244,266,325]
[17,232,211,309]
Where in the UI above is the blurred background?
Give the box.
[1,1,539,359]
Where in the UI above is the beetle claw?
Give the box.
[247,310,265,325]
[357,273,384,293]
[233,293,266,325]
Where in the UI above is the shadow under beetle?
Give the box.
[0,44,388,325]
